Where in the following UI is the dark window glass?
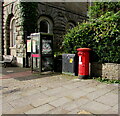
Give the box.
[40,20,48,33]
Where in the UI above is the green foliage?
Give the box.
[63,3,120,63]
[88,1,120,19]
[63,22,94,54]
[20,2,38,35]
[94,77,120,84]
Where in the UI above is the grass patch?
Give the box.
[94,77,120,84]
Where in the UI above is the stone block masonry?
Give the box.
[2,1,88,67]
[91,62,120,80]
[3,1,26,67]
[0,1,3,61]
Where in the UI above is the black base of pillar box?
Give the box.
[79,75,89,79]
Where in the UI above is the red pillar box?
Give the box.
[77,48,91,79]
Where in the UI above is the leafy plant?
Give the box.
[88,1,120,19]
[94,77,120,84]
[20,2,38,35]
[63,2,120,63]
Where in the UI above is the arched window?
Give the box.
[38,16,53,33]
[10,19,17,47]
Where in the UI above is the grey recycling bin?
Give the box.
[62,54,78,76]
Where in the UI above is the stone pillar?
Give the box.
[0,1,2,61]
[0,2,2,115]
[3,1,26,67]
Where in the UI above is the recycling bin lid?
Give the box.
[62,54,76,56]
[77,48,91,51]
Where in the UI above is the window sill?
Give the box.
[9,46,16,49]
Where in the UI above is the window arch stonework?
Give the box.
[66,22,75,31]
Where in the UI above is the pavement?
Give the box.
[0,66,119,115]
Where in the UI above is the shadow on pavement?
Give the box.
[14,72,62,81]
[1,67,30,75]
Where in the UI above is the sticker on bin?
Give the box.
[69,58,73,63]
[79,56,82,64]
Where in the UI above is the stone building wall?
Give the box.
[37,2,87,51]
[3,1,26,67]
[3,2,88,67]
[91,62,120,80]
[0,1,2,61]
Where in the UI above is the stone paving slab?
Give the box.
[1,67,119,115]
[21,88,40,96]
[65,89,88,100]
[62,81,83,89]
[51,88,75,98]
[49,97,72,107]
[112,104,118,111]
[44,107,69,114]
[36,86,48,92]
[9,92,48,109]
[42,87,69,96]
[31,96,58,107]
[104,108,118,114]
[59,97,91,112]
[111,88,119,94]
[45,80,69,89]
[3,92,22,102]
[6,104,34,114]
[85,87,112,100]
[94,92,118,107]
[25,104,54,114]
[80,86,97,93]
[80,101,112,114]
[2,102,14,114]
